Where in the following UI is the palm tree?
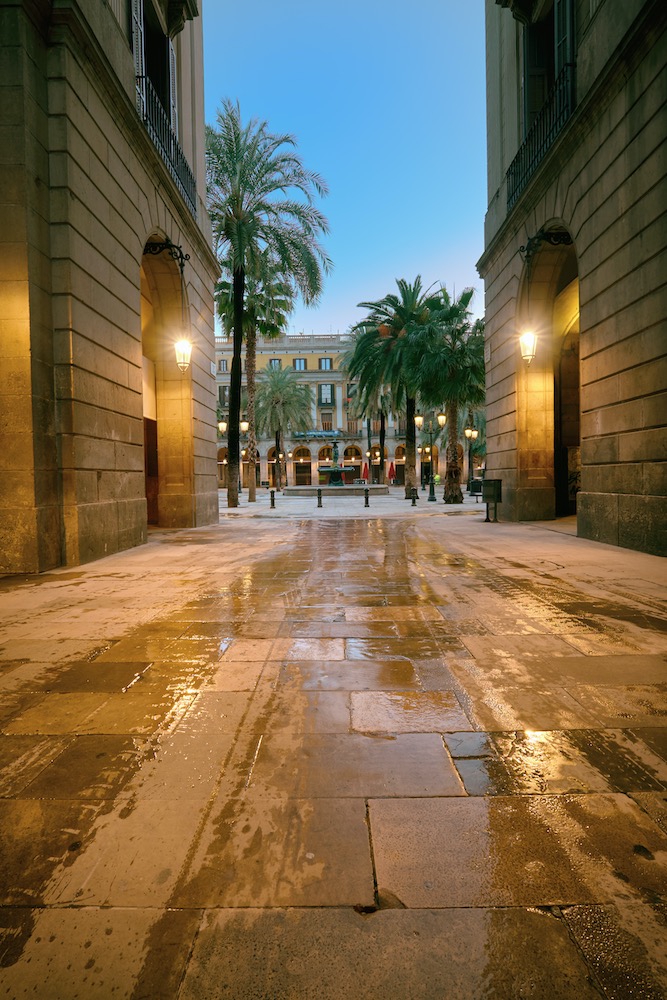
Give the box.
[348,277,441,497]
[255,366,313,490]
[206,99,331,507]
[418,293,485,503]
[216,266,294,501]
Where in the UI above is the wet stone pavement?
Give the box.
[0,501,666,998]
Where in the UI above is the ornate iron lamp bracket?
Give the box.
[143,238,190,275]
[519,228,572,270]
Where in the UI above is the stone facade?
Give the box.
[1,0,219,573]
[477,0,666,555]
[214,334,439,488]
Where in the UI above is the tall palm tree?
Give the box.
[255,366,313,490]
[216,266,294,501]
[206,99,331,507]
[348,277,441,497]
[418,293,485,503]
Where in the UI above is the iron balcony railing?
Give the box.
[136,76,197,217]
[506,63,575,210]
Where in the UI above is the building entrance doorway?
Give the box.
[554,319,580,515]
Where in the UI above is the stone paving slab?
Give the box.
[369,793,667,908]
[172,794,375,908]
[177,907,606,1000]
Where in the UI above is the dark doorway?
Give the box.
[554,328,580,516]
[144,418,159,524]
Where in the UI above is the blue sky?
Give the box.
[202,1,487,334]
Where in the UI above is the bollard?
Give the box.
[270,489,275,509]
[411,487,418,506]
[364,488,369,508]
[317,488,322,508]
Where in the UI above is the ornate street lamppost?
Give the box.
[415,412,446,502]
[464,419,479,492]
[239,418,249,494]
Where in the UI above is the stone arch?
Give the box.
[515,223,580,520]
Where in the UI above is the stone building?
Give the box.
[2,0,219,573]
[477,0,666,554]
[215,333,431,488]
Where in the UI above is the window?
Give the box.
[319,357,332,370]
[218,385,229,407]
[318,383,334,406]
[320,412,333,431]
[218,358,228,373]
[293,358,307,371]
[346,419,359,434]
[268,358,281,370]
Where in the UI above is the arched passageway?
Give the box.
[141,238,194,528]
[516,227,580,521]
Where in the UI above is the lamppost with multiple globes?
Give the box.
[238,418,249,494]
[464,419,479,492]
[414,412,446,502]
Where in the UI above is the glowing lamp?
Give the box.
[174,340,192,373]
[519,332,537,364]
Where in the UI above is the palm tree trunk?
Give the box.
[246,324,257,503]
[227,267,245,508]
[366,417,372,482]
[275,429,282,490]
[443,401,463,503]
[405,395,417,498]
[379,412,386,484]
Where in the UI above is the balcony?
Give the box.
[506,64,575,210]
[137,76,197,217]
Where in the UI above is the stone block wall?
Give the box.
[479,1,666,555]
[1,1,218,573]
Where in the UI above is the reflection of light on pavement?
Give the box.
[524,730,549,745]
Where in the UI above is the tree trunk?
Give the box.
[227,267,245,508]
[246,324,257,503]
[404,395,417,498]
[275,429,282,490]
[366,417,372,482]
[379,411,386,484]
[443,401,463,503]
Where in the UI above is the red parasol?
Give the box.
[387,461,396,479]
[362,462,369,480]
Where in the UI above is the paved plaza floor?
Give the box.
[0,489,666,998]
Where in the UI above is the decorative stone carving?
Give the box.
[168,0,199,37]
[495,0,533,25]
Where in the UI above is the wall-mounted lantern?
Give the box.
[519,331,537,364]
[175,339,192,373]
